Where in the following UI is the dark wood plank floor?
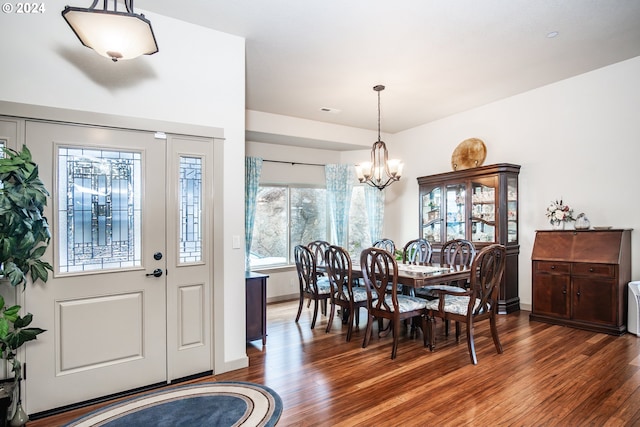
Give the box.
[28,300,640,426]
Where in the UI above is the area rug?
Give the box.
[63,381,282,427]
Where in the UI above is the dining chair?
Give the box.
[360,247,428,359]
[372,238,396,255]
[415,238,477,297]
[425,244,506,364]
[324,245,374,341]
[294,245,332,329]
[416,238,477,334]
[402,238,433,264]
[307,240,331,270]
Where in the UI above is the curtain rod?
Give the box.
[262,159,325,167]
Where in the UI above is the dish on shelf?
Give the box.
[593,226,612,230]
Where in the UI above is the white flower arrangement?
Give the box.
[546,199,574,225]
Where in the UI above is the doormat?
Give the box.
[63,381,282,427]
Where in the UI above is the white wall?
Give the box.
[386,55,640,309]
[1,1,248,373]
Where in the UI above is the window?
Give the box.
[250,185,327,268]
[347,186,371,260]
[250,184,372,268]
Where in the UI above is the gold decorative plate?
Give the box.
[451,138,486,171]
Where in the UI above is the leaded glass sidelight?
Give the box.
[179,156,202,263]
[58,147,142,272]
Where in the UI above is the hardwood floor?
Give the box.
[28,300,640,426]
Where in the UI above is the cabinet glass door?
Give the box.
[421,186,441,243]
[471,181,496,243]
[507,176,518,243]
[445,184,465,241]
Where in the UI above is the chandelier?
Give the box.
[355,85,404,190]
[62,0,158,62]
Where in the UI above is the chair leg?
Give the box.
[325,300,335,333]
[295,293,304,322]
[345,305,355,342]
[427,316,435,351]
[362,314,374,349]
[420,315,428,348]
[490,312,504,354]
[466,320,477,365]
[310,298,320,329]
[391,318,401,359]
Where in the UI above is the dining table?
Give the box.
[319,261,472,294]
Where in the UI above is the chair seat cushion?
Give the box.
[316,279,332,294]
[382,295,427,313]
[335,286,371,302]
[425,295,487,316]
[415,284,465,299]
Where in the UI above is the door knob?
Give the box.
[146,268,163,277]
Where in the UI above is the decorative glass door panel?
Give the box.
[58,148,142,273]
[471,180,496,243]
[446,184,465,241]
[421,186,441,243]
[507,176,518,243]
[179,156,202,264]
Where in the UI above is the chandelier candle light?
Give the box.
[355,85,404,191]
[62,0,158,62]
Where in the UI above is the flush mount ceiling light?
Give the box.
[355,85,404,191]
[62,0,158,62]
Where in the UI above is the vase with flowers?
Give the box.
[546,198,574,230]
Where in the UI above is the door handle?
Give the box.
[146,268,163,278]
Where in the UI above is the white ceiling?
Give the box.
[137,0,640,134]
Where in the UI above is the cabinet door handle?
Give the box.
[551,265,555,270]
[589,268,594,272]
[562,288,567,294]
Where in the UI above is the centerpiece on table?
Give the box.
[546,198,574,230]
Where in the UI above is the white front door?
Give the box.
[23,121,213,414]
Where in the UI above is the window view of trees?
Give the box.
[348,186,371,260]
[250,184,371,268]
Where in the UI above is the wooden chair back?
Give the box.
[373,238,396,255]
[469,243,506,316]
[360,247,399,312]
[440,239,476,267]
[307,240,330,268]
[402,238,433,264]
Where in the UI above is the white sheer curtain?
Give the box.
[364,186,385,245]
[245,157,263,270]
[325,164,354,248]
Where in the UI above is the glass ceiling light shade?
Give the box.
[355,85,404,191]
[62,0,158,62]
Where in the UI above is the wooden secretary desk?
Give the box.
[530,229,632,335]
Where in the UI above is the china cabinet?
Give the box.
[417,163,520,313]
[530,229,631,335]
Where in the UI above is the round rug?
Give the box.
[63,381,283,427]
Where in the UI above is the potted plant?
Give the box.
[0,145,51,426]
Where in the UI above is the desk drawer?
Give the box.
[572,263,615,278]
[534,261,571,274]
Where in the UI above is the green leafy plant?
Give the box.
[0,145,53,287]
[0,295,45,380]
[0,144,50,393]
